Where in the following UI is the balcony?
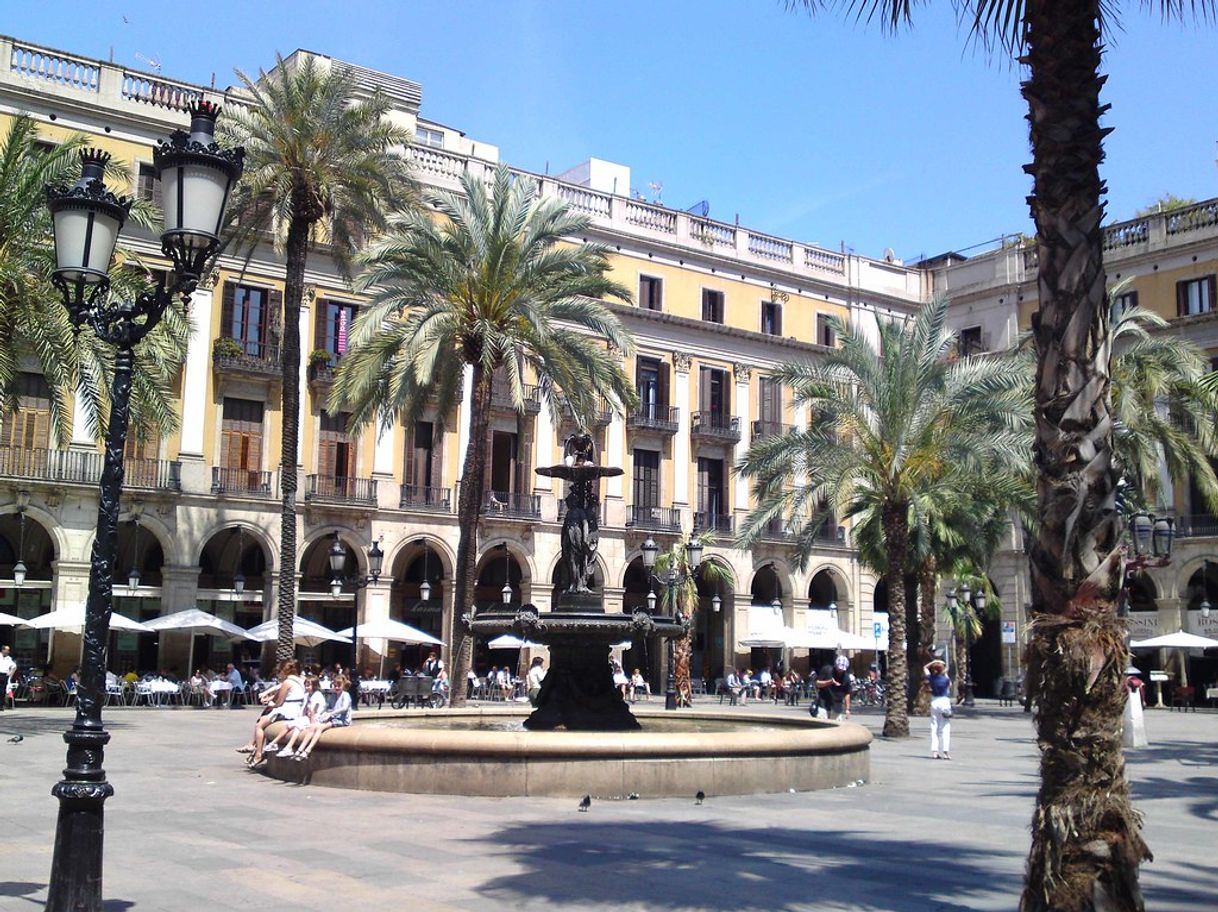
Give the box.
[693,512,733,535]
[212,467,274,497]
[626,404,679,435]
[757,518,797,542]
[212,337,281,381]
[558,395,612,428]
[124,458,182,492]
[490,383,541,415]
[307,361,336,397]
[627,504,682,532]
[751,420,793,441]
[691,411,741,444]
[399,484,453,512]
[305,475,378,507]
[1176,514,1218,538]
[0,446,182,493]
[483,490,541,519]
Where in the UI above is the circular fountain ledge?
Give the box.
[263,709,872,798]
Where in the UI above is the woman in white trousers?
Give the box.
[925,660,953,760]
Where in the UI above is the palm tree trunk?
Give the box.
[275,215,308,664]
[673,630,693,706]
[913,557,937,716]
[1021,3,1148,910]
[448,363,492,707]
[881,503,910,737]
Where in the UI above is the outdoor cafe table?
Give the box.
[358,679,391,706]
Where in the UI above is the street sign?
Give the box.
[873,622,883,640]
[1001,621,1017,645]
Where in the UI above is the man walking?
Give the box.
[0,645,16,711]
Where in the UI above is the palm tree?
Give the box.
[738,297,1028,738]
[793,5,1217,907]
[651,535,733,704]
[223,54,417,662]
[0,113,186,445]
[940,567,1002,701]
[330,165,638,706]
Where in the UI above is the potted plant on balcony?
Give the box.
[307,349,333,382]
[212,337,244,360]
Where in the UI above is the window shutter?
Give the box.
[516,435,533,495]
[659,361,670,409]
[775,304,783,336]
[699,367,711,413]
[268,289,284,353]
[314,299,328,352]
[1209,276,1217,312]
[1177,281,1187,317]
[221,282,236,339]
[404,423,417,487]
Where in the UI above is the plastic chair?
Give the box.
[1171,685,1196,712]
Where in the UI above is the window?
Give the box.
[816,313,836,348]
[30,139,55,158]
[761,300,782,335]
[699,366,730,417]
[220,398,264,471]
[1177,276,1217,317]
[635,357,668,417]
[638,275,663,312]
[758,376,782,426]
[1114,289,1139,313]
[136,163,161,207]
[701,289,724,324]
[405,421,438,489]
[319,410,355,480]
[221,283,280,358]
[0,373,52,452]
[314,299,358,363]
[416,126,444,149]
[633,449,660,508]
[959,326,984,357]
[697,457,727,518]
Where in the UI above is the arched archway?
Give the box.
[747,564,786,673]
[389,539,447,671]
[968,577,1005,699]
[472,546,528,675]
[693,557,733,683]
[192,526,271,674]
[296,534,360,669]
[0,511,56,663]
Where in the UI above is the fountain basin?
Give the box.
[263,709,871,798]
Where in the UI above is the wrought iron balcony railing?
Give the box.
[305,475,378,506]
[691,411,741,443]
[211,467,274,496]
[490,383,541,415]
[751,419,793,441]
[626,504,682,532]
[626,403,679,434]
[399,484,453,512]
[692,511,733,535]
[483,490,542,519]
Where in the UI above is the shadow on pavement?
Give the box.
[0,714,130,737]
[470,821,1019,912]
[0,882,134,911]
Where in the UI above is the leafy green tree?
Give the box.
[738,297,1028,738]
[223,54,417,662]
[1133,194,1196,218]
[793,5,1218,907]
[331,165,637,706]
[0,113,186,446]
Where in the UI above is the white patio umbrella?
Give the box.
[27,606,153,633]
[143,609,252,674]
[0,612,31,627]
[335,617,443,645]
[1129,630,1218,649]
[609,640,634,651]
[487,634,541,649]
[246,617,351,647]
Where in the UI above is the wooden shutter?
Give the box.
[774,303,783,336]
[658,361,670,410]
[699,367,711,413]
[697,458,710,514]
[314,299,329,352]
[267,289,283,355]
[221,282,236,340]
[515,433,532,495]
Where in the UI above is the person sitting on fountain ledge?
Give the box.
[526,657,546,706]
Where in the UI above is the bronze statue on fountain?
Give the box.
[470,432,685,730]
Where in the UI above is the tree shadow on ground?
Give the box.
[469,821,1020,912]
[1130,774,1218,822]
[0,882,133,910]
[0,714,130,737]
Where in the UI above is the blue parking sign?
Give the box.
[873,622,883,639]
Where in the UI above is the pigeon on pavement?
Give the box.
[7,735,23,743]
[695,790,705,805]
[578,794,591,812]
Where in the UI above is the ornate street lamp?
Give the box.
[126,518,141,595]
[711,593,721,613]
[12,492,28,588]
[232,526,246,595]
[329,535,383,709]
[43,101,241,912]
[640,535,704,710]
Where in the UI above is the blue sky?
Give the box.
[6,1,1215,261]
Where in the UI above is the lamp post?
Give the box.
[13,491,28,588]
[640,535,702,711]
[1120,511,1174,705]
[329,535,384,711]
[42,102,241,912]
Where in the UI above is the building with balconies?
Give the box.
[0,31,960,689]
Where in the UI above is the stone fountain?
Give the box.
[469,432,685,731]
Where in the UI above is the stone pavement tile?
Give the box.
[1,704,1215,911]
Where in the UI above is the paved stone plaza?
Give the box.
[0,702,1213,912]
